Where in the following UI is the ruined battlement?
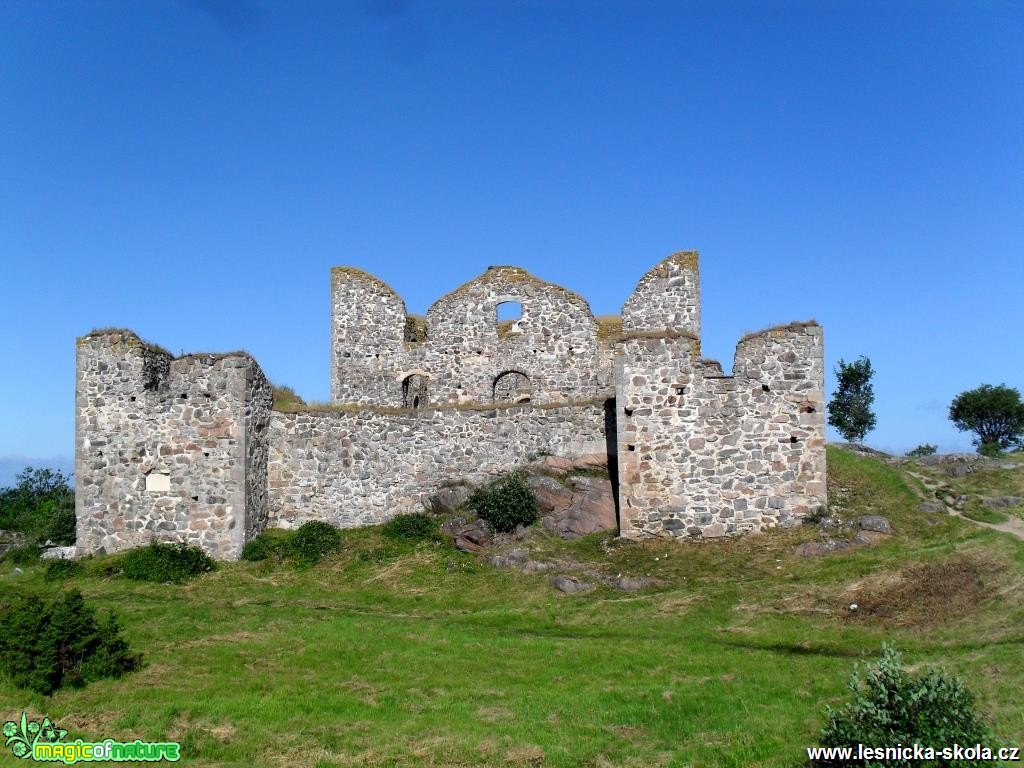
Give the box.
[75,251,826,559]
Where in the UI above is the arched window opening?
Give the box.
[493,371,532,404]
[402,374,428,409]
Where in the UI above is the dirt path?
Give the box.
[901,466,1024,541]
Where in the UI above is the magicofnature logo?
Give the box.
[4,712,180,763]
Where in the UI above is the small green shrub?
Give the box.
[44,559,84,582]
[120,542,215,583]
[468,471,537,533]
[906,443,938,458]
[241,529,293,562]
[2,544,40,566]
[817,644,992,764]
[289,521,342,564]
[382,512,437,541]
[0,589,140,695]
[46,504,77,546]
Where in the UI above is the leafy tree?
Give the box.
[949,384,1024,456]
[906,443,937,458]
[827,357,877,443]
[0,467,75,545]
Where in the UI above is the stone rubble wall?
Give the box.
[267,401,610,529]
[616,322,826,539]
[75,331,272,560]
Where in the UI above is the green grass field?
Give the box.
[1,447,1022,767]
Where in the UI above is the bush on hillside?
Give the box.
[382,512,437,541]
[816,644,993,765]
[906,443,938,458]
[289,521,342,564]
[44,559,84,582]
[0,589,140,695]
[0,467,76,546]
[241,529,293,562]
[120,542,215,583]
[468,471,537,533]
[1,544,40,566]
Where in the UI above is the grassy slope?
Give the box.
[1,447,1022,767]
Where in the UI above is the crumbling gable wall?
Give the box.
[331,264,617,409]
[331,267,409,406]
[75,331,272,559]
[621,251,701,340]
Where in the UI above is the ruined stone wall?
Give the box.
[75,331,272,559]
[616,322,826,539]
[267,401,609,529]
[331,265,616,409]
[621,251,701,340]
[330,267,409,406]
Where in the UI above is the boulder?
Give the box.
[616,576,654,591]
[519,560,554,574]
[984,496,1022,509]
[856,515,892,534]
[854,530,887,546]
[40,546,77,561]
[917,500,946,514]
[427,485,473,514]
[453,520,492,552]
[541,475,617,539]
[526,475,573,514]
[487,549,529,569]
[551,574,594,594]
[795,539,852,557]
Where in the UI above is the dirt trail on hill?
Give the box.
[902,466,1024,541]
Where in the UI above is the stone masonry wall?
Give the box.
[75,331,272,560]
[615,323,826,539]
[330,254,707,411]
[267,401,609,528]
[331,265,618,408]
[621,251,701,340]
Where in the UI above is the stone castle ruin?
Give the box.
[75,251,826,559]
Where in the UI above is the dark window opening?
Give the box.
[800,404,816,413]
[676,386,686,395]
[790,436,798,444]
[627,444,636,452]
[761,384,770,393]
[624,407,634,416]
[402,374,429,409]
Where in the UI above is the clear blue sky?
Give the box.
[1,0,1021,481]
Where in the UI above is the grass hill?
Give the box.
[1,447,1022,767]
